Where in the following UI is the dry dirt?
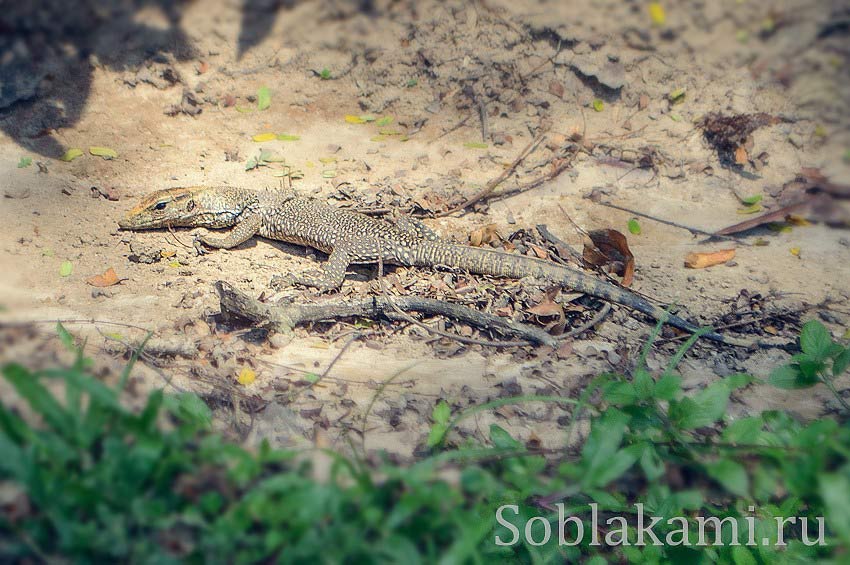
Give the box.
[1,0,849,458]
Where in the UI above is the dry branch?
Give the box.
[215,281,558,348]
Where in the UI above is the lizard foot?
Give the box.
[191,228,209,256]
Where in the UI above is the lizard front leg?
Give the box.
[193,212,262,253]
[393,215,441,242]
[271,244,352,292]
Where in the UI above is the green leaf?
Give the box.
[2,364,69,433]
[375,116,393,127]
[768,364,816,389]
[633,369,653,399]
[675,382,730,429]
[277,134,301,141]
[427,423,448,448]
[833,347,850,377]
[17,156,32,168]
[164,393,212,428]
[732,546,757,565]
[722,416,763,444]
[820,473,850,544]
[56,322,76,353]
[627,218,641,235]
[322,169,337,178]
[89,146,118,159]
[592,99,604,112]
[489,424,521,450]
[800,319,832,361]
[582,409,630,480]
[432,401,450,424]
[59,260,73,277]
[653,374,681,400]
[604,382,637,405]
[706,459,749,497]
[639,445,665,481]
[60,148,84,162]
[406,79,418,87]
[724,373,753,390]
[257,86,271,111]
[740,194,763,206]
[319,68,331,80]
[591,446,639,487]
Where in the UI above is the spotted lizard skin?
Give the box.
[119,185,753,346]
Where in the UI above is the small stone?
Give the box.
[269,333,292,349]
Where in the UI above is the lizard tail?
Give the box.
[417,242,754,348]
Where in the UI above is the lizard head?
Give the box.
[119,187,208,230]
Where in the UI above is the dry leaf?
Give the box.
[527,300,564,318]
[86,267,121,287]
[582,229,635,286]
[238,367,256,386]
[684,249,736,269]
[529,244,549,259]
[469,224,500,247]
[548,80,565,98]
[734,145,749,165]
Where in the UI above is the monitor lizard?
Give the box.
[119,185,757,347]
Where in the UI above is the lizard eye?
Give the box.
[153,201,168,211]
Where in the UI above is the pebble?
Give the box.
[269,333,292,349]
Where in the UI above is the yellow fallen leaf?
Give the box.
[737,204,762,214]
[344,115,366,124]
[684,248,736,269]
[237,367,256,386]
[790,247,801,257]
[252,132,277,142]
[649,2,666,26]
[786,215,811,227]
[60,148,84,162]
[89,146,118,159]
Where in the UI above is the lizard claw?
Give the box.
[190,228,209,256]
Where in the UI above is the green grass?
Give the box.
[0,321,848,562]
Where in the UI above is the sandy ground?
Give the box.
[1,0,849,457]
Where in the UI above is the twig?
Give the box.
[0,318,153,333]
[289,332,361,402]
[374,249,535,348]
[437,134,544,217]
[485,157,573,203]
[215,281,558,348]
[535,224,583,264]
[432,113,473,143]
[593,200,748,244]
[561,303,612,340]
[477,98,489,143]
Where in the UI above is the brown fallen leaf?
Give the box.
[548,80,565,99]
[469,223,500,247]
[86,267,122,287]
[526,299,564,318]
[582,229,635,286]
[734,145,749,165]
[684,249,736,269]
[528,244,549,259]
